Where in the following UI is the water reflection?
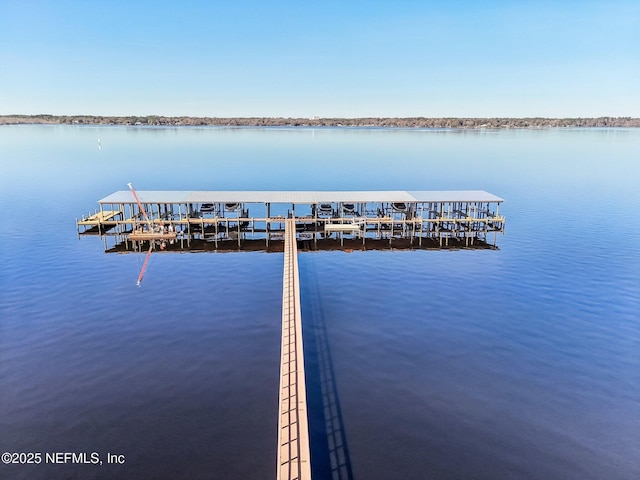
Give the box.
[301,257,354,480]
[2,126,639,480]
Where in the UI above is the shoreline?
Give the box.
[1,115,639,128]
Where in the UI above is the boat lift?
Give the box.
[127,182,176,286]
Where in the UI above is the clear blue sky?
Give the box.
[1,0,638,117]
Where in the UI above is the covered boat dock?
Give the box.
[76,190,505,251]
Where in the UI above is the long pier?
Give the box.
[76,189,507,478]
[278,219,312,480]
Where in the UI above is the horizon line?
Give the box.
[2,114,639,120]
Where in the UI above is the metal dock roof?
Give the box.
[98,190,504,204]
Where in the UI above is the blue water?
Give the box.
[1,126,639,479]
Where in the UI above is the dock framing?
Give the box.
[76,190,506,252]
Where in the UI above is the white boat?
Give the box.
[317,203,333,215]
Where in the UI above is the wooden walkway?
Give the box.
[277,219,312,480]
[77,209,123,225]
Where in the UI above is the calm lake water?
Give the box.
[1,126,639,479]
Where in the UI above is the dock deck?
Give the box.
[77,209,123,225]
[277,219,312,480]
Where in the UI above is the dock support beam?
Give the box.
[277,219,312,480]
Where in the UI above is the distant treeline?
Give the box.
[1,114,639,128]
